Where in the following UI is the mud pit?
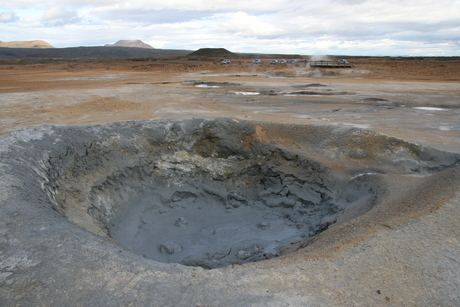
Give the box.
[38,118,367,269]
[3,118,459,272]
[76,123,353,269]
[99,150,341,269]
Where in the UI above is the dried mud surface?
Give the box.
[0,58,459,306]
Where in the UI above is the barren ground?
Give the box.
[1,57,460,306]
[1,57,460,152]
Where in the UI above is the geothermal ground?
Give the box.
[0,57,459,306]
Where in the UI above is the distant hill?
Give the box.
[0,46,192,61]
[105,40,154,49]
[187,48,236,58]
[0,45,306,62]
[0,40,55,48]
[186,48,304,60]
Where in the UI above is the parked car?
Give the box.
[288,59,298,64]
[269,60,279,64]
[253,59,261,64]
[338,59,349,64]
[279,59,287,64]
[221,59,231,64]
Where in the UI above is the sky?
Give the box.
[0,0,459,56]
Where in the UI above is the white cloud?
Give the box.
[83,0,287,12]
[0,0,288,12]
[0,11,18,23]
[87,7,212,24]
[41,6,80,26]
[215,12,283,37]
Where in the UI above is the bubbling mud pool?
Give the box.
[4,118,458,269]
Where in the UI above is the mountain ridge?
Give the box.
[0,46,191,60]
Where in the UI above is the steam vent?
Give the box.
[1,118,459,305]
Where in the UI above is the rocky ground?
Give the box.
[0,57,459,306]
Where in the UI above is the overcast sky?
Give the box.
[0,0,459,56]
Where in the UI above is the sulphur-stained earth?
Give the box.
[1,57,460,152]
[0,57,459,306]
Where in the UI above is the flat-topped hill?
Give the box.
[105,40,154,49]
[0,40,55,48]
[187,48,236,58]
